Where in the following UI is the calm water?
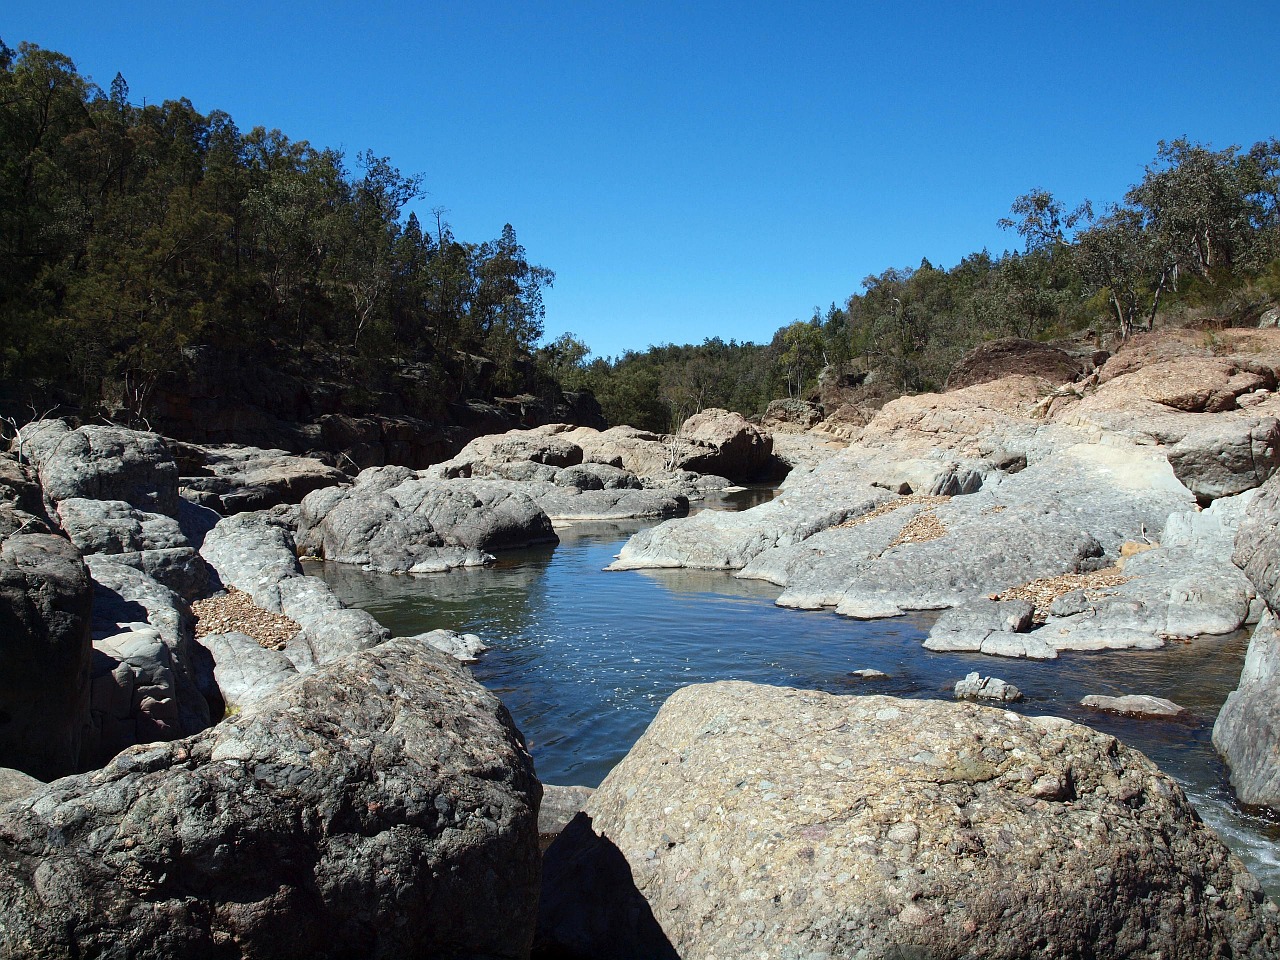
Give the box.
[309,488,1280,899]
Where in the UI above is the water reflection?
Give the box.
[310,487,1280,900]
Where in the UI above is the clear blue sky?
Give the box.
[7,2,1279,359]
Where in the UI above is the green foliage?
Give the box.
[0,41,555,420]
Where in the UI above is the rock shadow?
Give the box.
[534,812,678,960]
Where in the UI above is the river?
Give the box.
[308,487,1280,899]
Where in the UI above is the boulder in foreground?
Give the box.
[539,682,1279,960]
[0,637,543,959]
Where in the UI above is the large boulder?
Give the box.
[17,420,180,516]
[1215,613,1280,810]
[0,453,94,780]
[539,682,1280,959]
[677,408,775,482]
[199,510,388,673]
[945,337,1084,390]
[1235,471,1280,612]
[56,497,209,600]
[297,474,556,574]
[0,637,543,959]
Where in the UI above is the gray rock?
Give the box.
[0,767,42,805]
[848,668,890,680]
[406,629,488,664]
[0,637,543,959]
[86,627,183,767]
[954,671,1024,702]
[201,631,299,710]
[1036,545,1255,652]
[0,505,93,781]
[539,783,594,841]
[925,598,1036,656]
[277,575,389,672]
[539,683,1279,959]
[200,510,305,610]
[297,474,561,574]
[56,498,209,599]
[199,510,388,675]
[1167,416,1279,502]
[1235,471,1280,611]
[1081,694,1189,718]
[18,420,180,516]
[174,442,346,514]
[85,557,211,743]
[1214,613,1280,811]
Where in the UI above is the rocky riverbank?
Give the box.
[3,328,1280,957]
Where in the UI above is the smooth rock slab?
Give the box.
[1081,694,1188,718]
[539,682,1280,959]
[0,638,543,960]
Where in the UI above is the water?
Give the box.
[309,487,1280,899]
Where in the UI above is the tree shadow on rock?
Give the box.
[534,812,679,960]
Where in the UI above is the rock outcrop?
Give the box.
[0,637,543,959]
[539,682,1279,959]
[17,420,180,516]
[173,442,346,514]
[945,336,1085,390]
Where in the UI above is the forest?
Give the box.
[3,39,1279,436]
[0,40,555,422]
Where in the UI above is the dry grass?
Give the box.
[996,567,1131,623]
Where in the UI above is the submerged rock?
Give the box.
[954,671,1024,702]
[539,682,1280,959]
[1081,694,1189,718]
[0,637,543,959]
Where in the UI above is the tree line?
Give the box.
[0,40,554,420]
[566,137,1280,430]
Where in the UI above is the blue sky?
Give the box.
[7,2,1280,359]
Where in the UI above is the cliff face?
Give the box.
[145,345,605,470]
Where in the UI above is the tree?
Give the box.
[998,188,1092,253]
[1075,206,1172,338]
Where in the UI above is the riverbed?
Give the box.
[309,488,1280,899]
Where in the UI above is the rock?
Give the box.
[407,629,488,664]
[848,668,889,680]
[199,510,388,674]
[85,557,211,744]
[539,682,1279,959]
[1167,416,1279,502]
[18,420,180,516]
[85,628,184,767]
[200,631,299,710]
[677,408,776,482]
[0,509,93,780]
[199,509,305,610]
[0,767,42,804]
[945,337,1084,391]
[1081,694,1189,718]
[0,637,543,959]
[297,475,555,574]
[954,671,1024,702]
[434,429,584,478]
[1235,471,1280,612]
[924,597,1034,653]
[539,783,594,843]
[1214,613,1280,811]
[1261,307,1279,329]
[174,442,346,513]
[56,498,209,600]
[761,398,824,432]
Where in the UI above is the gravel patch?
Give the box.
[193,587,300,650]
[996,567,1131,623]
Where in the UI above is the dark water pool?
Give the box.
[308,489,1280,898]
